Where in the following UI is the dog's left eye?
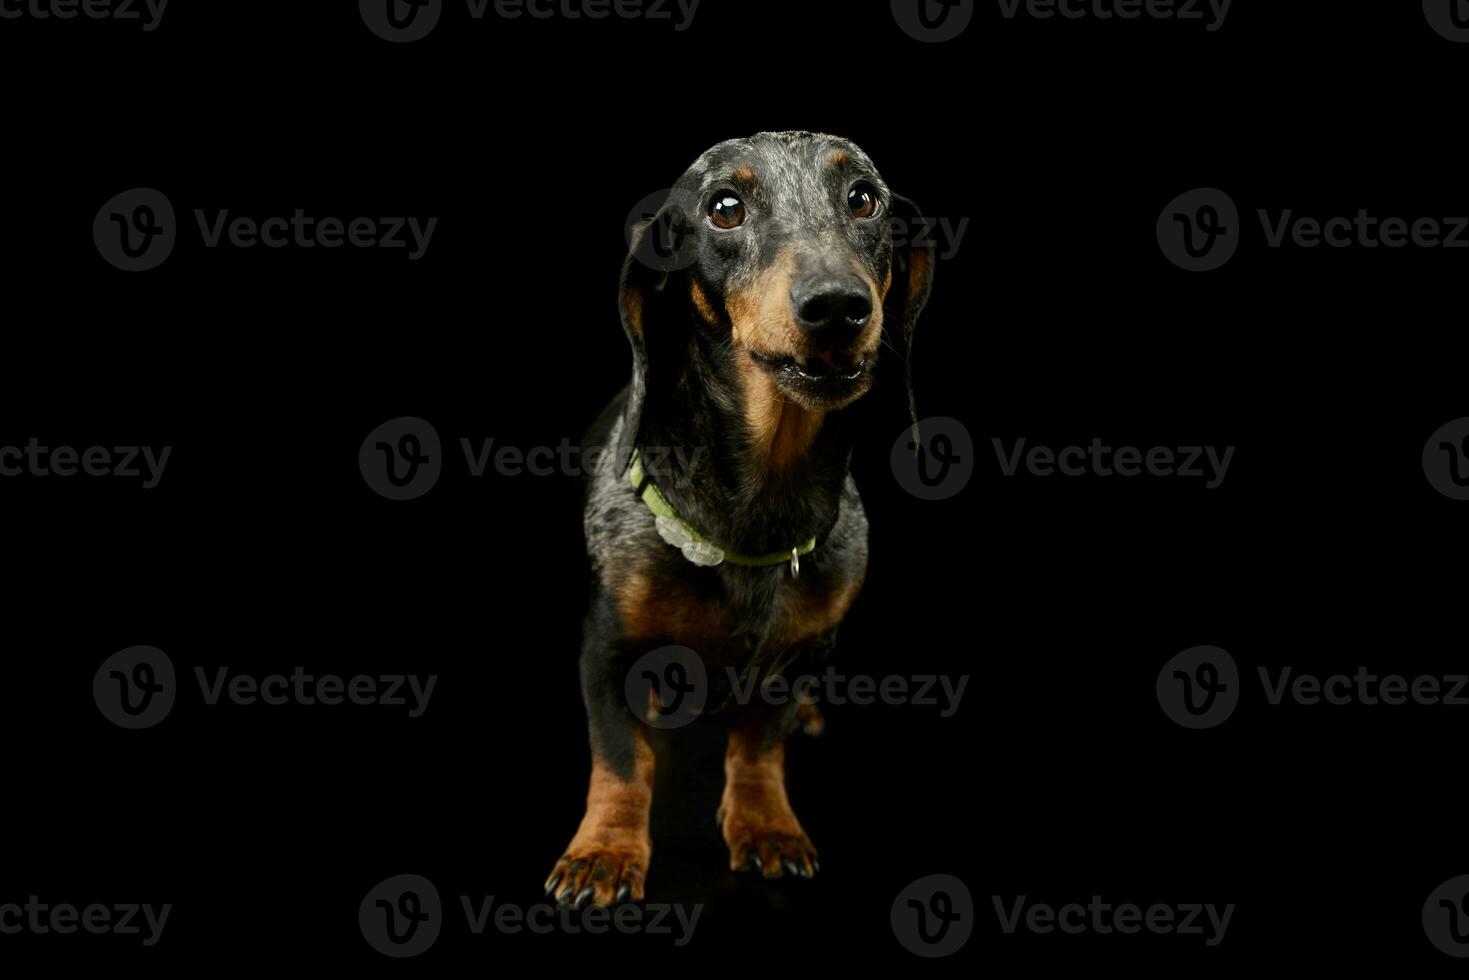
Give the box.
[709,193,747,230]
[848,183,879,220]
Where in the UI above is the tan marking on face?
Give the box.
[737,364,827,474]
[690,280,720,326]
[829,149,849,168]
[734,165,756,184]
[725,245,827,471]
[725,245,803,358]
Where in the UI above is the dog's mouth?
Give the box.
[749,349,875,406]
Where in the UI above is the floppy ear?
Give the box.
[883,193,937,445]
[881,193,940,443]
[614,201,690,474]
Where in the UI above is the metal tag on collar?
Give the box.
[789,547,800,578]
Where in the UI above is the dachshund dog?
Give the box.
[544,131,934,908]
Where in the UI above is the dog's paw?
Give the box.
[719,807,819,879]
[544,842,649,908]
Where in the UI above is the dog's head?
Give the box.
[619,131,934,467]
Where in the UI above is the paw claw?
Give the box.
[544,844,649,909]
[726,821,819,882]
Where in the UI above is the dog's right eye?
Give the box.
[709,193,747,230]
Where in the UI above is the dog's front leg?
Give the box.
[545,642,654,908]
[718,697,819,879]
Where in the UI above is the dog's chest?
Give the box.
[612,557,863,666]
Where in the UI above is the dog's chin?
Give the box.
[749,350,876,411]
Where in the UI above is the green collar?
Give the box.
[629,450,816,574]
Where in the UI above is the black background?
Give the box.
[2,0,1467,970]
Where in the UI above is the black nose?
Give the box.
[791,277,873,347]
